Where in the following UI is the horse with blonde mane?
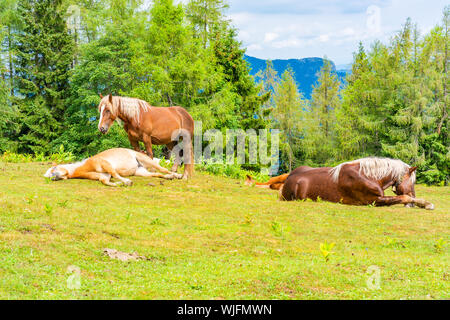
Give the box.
[248,157,434,210]
[44,148,182,186]
[97,94,194,179]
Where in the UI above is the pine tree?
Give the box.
[130,0,210,107]
[54,0,145,156]
[186,0,229,48]
[14,0,74,153]
[256,59,278,114]
[272,67,304,171]
[304,59,340,164]
[419,7,449,184]
[0,0,19,95]
[212,24,270,130]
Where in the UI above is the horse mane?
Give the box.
[108,96,150,124]
[329,157,415,183]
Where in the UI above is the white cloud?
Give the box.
[247,43,263,51]
[318,34,330,42]
[272,37,302,49]
[263,32,279,43]
[226,0,449,65]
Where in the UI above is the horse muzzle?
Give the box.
[99,126,108,134]
[51,172,62,181]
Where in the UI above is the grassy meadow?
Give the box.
[0,161,448,299]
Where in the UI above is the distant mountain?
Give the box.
[244,55,350,99]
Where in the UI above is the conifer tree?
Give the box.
[14,0,74,153]
[304,59,340,164]
[186,0,229,48]
[212,24,270,129]
[130,0,209,107]
[272,67,303,171]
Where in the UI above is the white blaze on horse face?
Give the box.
[44,167,54,178]
[98,104,105,130]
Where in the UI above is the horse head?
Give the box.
[44,162,69,181]
[393,166,417,207]
[97,93,117,134]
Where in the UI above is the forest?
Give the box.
[0,0,448,185]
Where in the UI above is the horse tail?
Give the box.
[173,106,194,179]
[245,173,289,190]
[245,175,256,186]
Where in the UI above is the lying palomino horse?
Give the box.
[97,94,194,179]
[247,157,434,209]
[44,148,181,186]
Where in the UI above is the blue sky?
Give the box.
[225,0,448,66]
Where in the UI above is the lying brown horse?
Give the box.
[248,157,434,209]
[97,94,194,179]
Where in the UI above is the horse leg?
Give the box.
[142,134,154,159]
[76,172,118,187]
[134,167,180,180]
[99,160,133,186]
[182,142,194,180]
[166,142,179,173]
[375,195,434,210]
[127,133,142,153]
[135,154,182,179]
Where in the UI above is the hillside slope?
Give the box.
[0,161,448,299]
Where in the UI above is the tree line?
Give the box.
[0,0,448,184]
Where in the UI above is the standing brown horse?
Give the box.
[97,94,194,179]
[249,157,434,209]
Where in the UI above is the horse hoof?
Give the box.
[425,203,435,210]
[124,179,133,186]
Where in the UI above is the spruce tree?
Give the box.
[212,24,270,129]
[130,0,210,108]
[55,0,144,156]
[304,59,340,164]
[272,67,303,171]
[186,0,229,48]
[14,0,74,153]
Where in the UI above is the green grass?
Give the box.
[0,161,449,299]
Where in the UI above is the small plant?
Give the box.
[243,214,253,225]
[24,195,34,204]
[434,238,447,253]
[125,212,132,221]
[367,201,376,208]
[0,147,75,164]
[44,203,53,216]
[57,200,69,208]
[385,237,407,248]
[150,218,167,226]
[271,220,283,237]
[319,241,335,262]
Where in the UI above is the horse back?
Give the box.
[171,106,194,135]
[281,166,340,202]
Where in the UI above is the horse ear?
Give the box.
[52,162,57,167]
[99,93,103,99]
[409,166,417,174]
[108,94,113,103]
